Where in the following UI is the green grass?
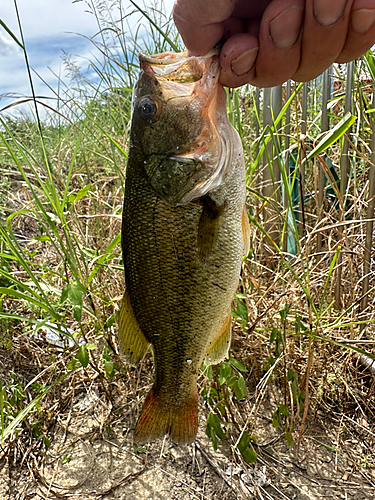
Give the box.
[0,0,374,468]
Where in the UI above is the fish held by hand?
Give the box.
[118,49,250,445]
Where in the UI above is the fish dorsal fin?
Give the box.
[205,309,232,365]
[118,290,150,367]
[197,196,226,261]
[242,203,251,256]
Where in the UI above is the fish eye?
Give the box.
[138,97,158,121]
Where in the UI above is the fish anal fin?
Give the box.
[118,290,150,367]
[197,196,226,261]
[242,203,251,256]
[134,387,198,445]
[205,309,232,366]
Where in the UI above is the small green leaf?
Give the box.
[219,362,231,385]
[43,436,51,447]
[210,429,218,451]
[68,282,86,306]
[61,284,70,304]
[217,401,226,416]
[272,412,281,428]
[227,375,238,387]
[229,358,248,372]
[75,345,89,368]
[203,387,218,406]
[287,369,294,382]
[201,386,209,401]
[104,313,115,329]
[104,360,114,378]
[279,404,289,417]
[241,448,257,464]
[75,183,91,202]
[206,412,225,440]
[285,431,294,448]
[66,359,80,370]
[85,344,96,350]
[73,305,82,323]
[232,373,248,400]
[236,299,248,322]
[279,303,290,322]
[33,235,51,242]
[237,432,251,453]
[270,328,278,343]
[133,443,147,454]
[267,355,275,367]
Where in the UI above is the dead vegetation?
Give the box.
[0,2,375,498]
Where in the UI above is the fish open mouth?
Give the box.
[139,50,236,205]
[139,49,219,84]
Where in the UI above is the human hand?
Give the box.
[173,0,375,88]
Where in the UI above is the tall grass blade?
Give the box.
[305,112,356,162]
[128,0,179,52]
[0,19,24,48]
[361,84,375,325]
[316,68,331,253]
[1,370,76,444]
[335,62,354,308]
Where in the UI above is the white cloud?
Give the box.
[0,32,20,57]
[1,0,99,41]
[0,0,176,116]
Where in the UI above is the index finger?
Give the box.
[173,0,240,55]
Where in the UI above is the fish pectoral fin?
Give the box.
[197,196,226,261]
[118,290,150,367]
[205,309,232,366]
[242,203,251,257]
[134,387,198,445]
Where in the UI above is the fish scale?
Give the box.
[118,50,249,444]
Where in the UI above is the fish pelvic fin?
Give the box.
[242,203,251,256]
[117,290,150,367]
[134,387,198,445]
[205,308,232,365]
[197,196,226,261]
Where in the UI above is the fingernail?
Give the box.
[231,47,258,76]
[269,5,304,49]
[351,9,375,33]
[314,0,346,27]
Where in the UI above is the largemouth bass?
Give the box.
[118,49,250,445]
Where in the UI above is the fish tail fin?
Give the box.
[134,387,198,445]
[169,389,198,445]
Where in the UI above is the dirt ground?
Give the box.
[1,346,374,500]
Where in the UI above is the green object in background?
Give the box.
[283,148,352,256]
[282,151,299,256]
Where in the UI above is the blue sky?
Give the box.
[0,0,175,117]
